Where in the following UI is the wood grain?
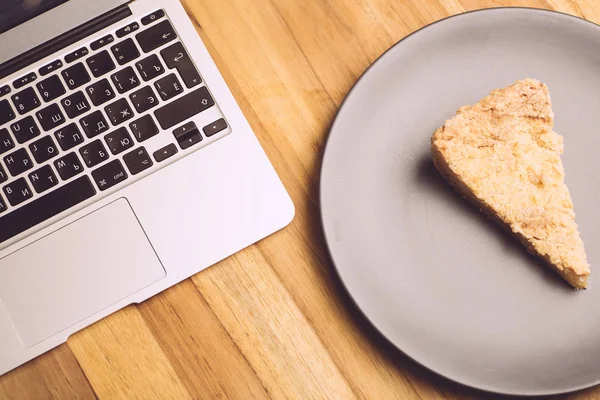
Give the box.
[69,306,191,400]
[2,0,599,399]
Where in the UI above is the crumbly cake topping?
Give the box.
[432,79,590,284]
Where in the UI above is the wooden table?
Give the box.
[2,0,600,399]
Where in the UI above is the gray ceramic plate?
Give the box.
[320,8,600,396]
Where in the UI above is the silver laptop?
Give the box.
[0,0,294,375]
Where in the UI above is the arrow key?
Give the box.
[203,118,228,138]
[153,143,178,162]
[173,121,197,141]
[173,121,202,150]
[178,133,202,150]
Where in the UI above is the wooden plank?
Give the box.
[138,280,270,400]
[68,306,191,400]
[183,0,338,195]
[0,344,96,400]
[439,0,467,14]
[184,1,430,398]
[192,245,358,399]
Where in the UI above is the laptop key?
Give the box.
[80,110,109,138]
[62,63,91,90]
[28,165,58,194]
[0,164,8,184]
[0,100,16,125]
[105,98,134,126]
[0,85,11,98]
[203,118,228,137]
[86,50,116,78]
[154,74,182,101]
[65,47,89,64]
[10,116,40,143]
[129,86,159,113]
[173,121,202,150]
[3,148,33,179]
[111,39,140,66]
[0,176,96,244]
[136,20,177,53]
[154,87,214,129]
[90,34,115,51]
[92,159,127,191]
[104,127,133,155]
[29,135,59,163]
[10,116,40,144]
[79,140,109,168]
[4,148,33,177]
[160,42,202,88]
[61,91,91,118]
[174,122,202,150]
[55,123,84,150]
[0,194,5,213]
[179,133,202,150]
[3,178,33,206]
[173,121,196,141]
[111,66,140,93]
[123,147,153,175]
[142,10,165,25]
[116,22,140,38]
[136,54,164,81]
[39,60,63,76]
[86,79,116,106]
[0,129,14,155]
[153,143,178,162]
[14,72,37,89]
[129,114,158,142]
[36,103,65,131]
[54,152,84,180]
[36,75,66,103]
[11,87,40,115]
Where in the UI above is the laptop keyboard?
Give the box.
[0,10,229,245]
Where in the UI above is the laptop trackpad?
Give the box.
[0,198,166,347]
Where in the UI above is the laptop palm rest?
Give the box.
[0,198,166,348]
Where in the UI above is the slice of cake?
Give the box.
[431,79,590,289]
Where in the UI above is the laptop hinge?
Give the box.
[0,4,132,81]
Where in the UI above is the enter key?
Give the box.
[160,42,202,88]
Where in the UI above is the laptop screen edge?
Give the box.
[0,0,130,67]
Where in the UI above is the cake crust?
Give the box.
[431,79,590,289]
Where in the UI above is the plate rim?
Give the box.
[319,6,600,396]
